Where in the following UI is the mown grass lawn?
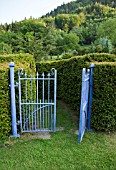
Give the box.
[0,101,116,170]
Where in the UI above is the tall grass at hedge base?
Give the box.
[0,54,36,139]
[37,53,116,132]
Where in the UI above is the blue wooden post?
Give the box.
[9,62,19,137]
[87,63,95,129]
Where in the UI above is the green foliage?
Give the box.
[15,18,46,35]
[37,53,116,131]
[0,42,12,54]
[92,63,116,131]
[0,70,11,139]
[97,18,116,46]
[61,51,73,59]
[44,0,116,17]
[59,33,79,52]
[76,2,116,17]
[0,54,35,139]
[43,28,58,56]
[0,2,116,60]
[70,26,85,44]
[94,37,113,53]
[55,14,85,32]
[85,53,116,62]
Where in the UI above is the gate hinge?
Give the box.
[14,82,19,87]
[9,82,19,87]
[17,120,21,125]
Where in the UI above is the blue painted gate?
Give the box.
[9,62,57,137]
[78,64,95,143]
[9,62,94,140]
[18,68,57,133]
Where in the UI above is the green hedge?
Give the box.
[92,63,116,131]
[0,54,35,139]
[84,53,116,62]
[36,53,116,131]
[0,70,11,139]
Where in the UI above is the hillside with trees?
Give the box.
[43,0,116,17]
[0,0,116,62]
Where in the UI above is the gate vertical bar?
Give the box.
[53,69,57,132]
[48,73,50,129]
[36,72,39,129]
[87,63,95,129]
[9,62,18,137]
[18,69,22,132]
[25,73,28,130]
[42,72,45,129]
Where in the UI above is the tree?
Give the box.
[24,31,44,61]
[55,14,70,32]
[79,21,98,45]
[70,26,84,44]
[55,14,85,32]
[94,37,113,53]
[43,28,58,56]
[31,39,44,62]
[69,15,81,30]
[0,42,12,54]
[97,18,116,45]
[57,33,79,53]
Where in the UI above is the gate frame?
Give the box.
[18,68,57,133]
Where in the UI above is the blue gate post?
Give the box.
[87,63,95,129]
[9,62,19,137]
[53,68,57,132]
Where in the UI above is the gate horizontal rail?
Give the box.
[21,103,54,105]
[19,78,55,80]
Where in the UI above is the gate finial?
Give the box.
[89,63,95,68]
[9,62,15,67]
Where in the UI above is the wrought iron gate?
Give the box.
[18,68,57,133]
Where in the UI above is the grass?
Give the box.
[0,100,116,170]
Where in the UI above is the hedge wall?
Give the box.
[92,62,116,131]
[36,53,116,131]
[0,54,35,139]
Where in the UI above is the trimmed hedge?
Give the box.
[36,53,116,131]
[0,54,35,139]
[92,63,116,131]
[84,53,116,62]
